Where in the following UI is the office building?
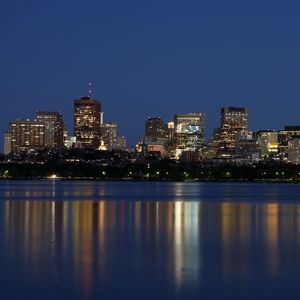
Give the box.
[36,111,64,147]
[74,96,101,148]
[4,133,12,155]
[205,128,222,158]
[64,136,78,148]
[278,126,300,156]
[145,142,165,156]
[6,119,45,152]
[235,131,259,160]
[174,113,205,158]
[100,122,118,150]
[167,121,175,144]
[288,138,300,164]
[145,117,168,143]
[256,130,278,157]
[219,107,249,151]
[116,136,127,149]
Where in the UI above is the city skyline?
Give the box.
[2,82,300,148]
[2,2,300,300]
[1,0,300,147]
[3,91,300,149]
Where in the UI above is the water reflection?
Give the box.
[2,182,300,299]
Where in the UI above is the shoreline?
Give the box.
[0,177,299,184]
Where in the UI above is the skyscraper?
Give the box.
[174,113,205,158]
[256,130,278,157]
[4,133,12,155]
[278,126,300,156]
[145,117,168,143]
[219,106,249,151]
[6,119,45,152]
[74,96,101,148]
[36,111,64,147]
[100,122,118,150]
[288,138,300,164]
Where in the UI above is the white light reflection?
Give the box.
[52,179,56,198]
[174,201,183,289]
[174,201,201,294]
[50,201,56,257]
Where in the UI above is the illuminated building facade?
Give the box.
[256,130,278,157]
[116,136,127,149]
[167,121,175,143]
[64,136,78,148]
[146,142,165,156]
[278,126,300,157]
[100,122,118,150]
[219,107,249,153]
[36,111,64,147]
[74,97,101,148]
[205,128,222,158]
[235,131,259,160]
[145,117,168,143]
[174,113,205,157]
[6,119,45,152]
[288,138,300,164]
[4,133,12,155]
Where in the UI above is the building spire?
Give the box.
[88,81,92,98]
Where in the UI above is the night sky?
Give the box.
[1,0,300,147]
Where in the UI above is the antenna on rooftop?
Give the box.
[88,81,92,98]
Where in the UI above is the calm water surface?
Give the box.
[1,180,300,300]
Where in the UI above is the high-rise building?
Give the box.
[36,111,64,147]
[235,131,259,159]
[256,130,278,157]
[221,106,248,129]
[167,121,175,144]
[100,122,118,150]
[219,107,248,152]
[74,96,101,148]
[6,119,45,152]
[204,128,220,159]
[288,138,300,164]
[116,136,127,149]
[4,133,12,155]
[64,136,77,148]
[278,126,300,157]
[145,117,168,143]
[174,113,205,158]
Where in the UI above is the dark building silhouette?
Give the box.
[145,117,168,143]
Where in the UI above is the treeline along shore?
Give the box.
[1,148,300,182]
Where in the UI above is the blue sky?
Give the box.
[1,0,300,147]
